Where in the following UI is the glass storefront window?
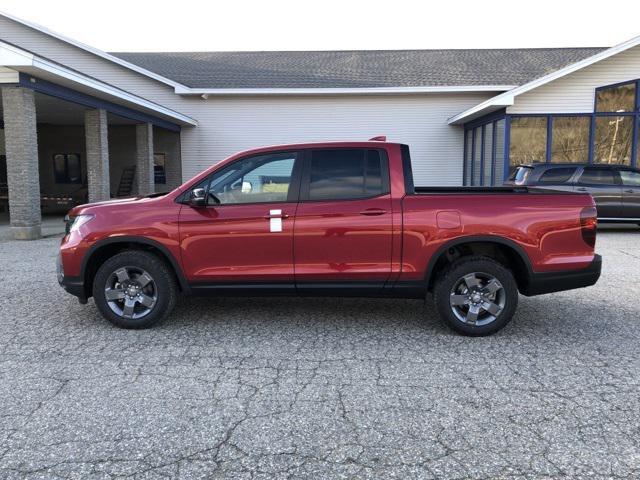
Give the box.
[595,82,636,112]
[637,118,640,167]
[509,117,547,171]
[464,131,472,186]
[483,123,493,186]
[550,116,591,163]
[465,119,506,186]
[473,128,482,185]
[593,116,633,165]
[463,79,640,184]
[494,119,505,185]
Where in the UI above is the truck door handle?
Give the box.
[359,208,387,216]
[624,189,635,193]
[576,187,587,192]
[264,213,289,219]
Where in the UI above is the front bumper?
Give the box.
[522,254,602,296]
[57,253,87,302]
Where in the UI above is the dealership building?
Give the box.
[1,11,640,239]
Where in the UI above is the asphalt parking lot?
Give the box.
[1,228,639,479]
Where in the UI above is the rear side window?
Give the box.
[307,149,388,201]
[578,168,616,185]
[620,170,640,186]
[538,167,576,184]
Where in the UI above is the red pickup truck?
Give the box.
[58,140,601,336]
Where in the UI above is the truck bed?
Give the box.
[412,186,580,195]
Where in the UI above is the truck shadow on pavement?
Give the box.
[85,286,623,341]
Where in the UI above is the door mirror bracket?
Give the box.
[188,188,206,207]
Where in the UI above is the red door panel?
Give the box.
[293,195,393,282]
[179,203,296,282]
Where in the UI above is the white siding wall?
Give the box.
[0,16,493,186]
[0,67,19,83]
[508,45,640,113]
[178,93,492,186]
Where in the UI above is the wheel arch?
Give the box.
[425,235,534,293]
[81,236,190,298]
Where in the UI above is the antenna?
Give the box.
[369,135,387,141]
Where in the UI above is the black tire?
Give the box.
[92,250,177,329]
[433,256,518,336]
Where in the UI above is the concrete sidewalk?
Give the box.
[0,212,65,241]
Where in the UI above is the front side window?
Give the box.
[578,168,616,186]
[595,82,636,112]
[620,170,640,186]
[53,154,82,184]
[509,117,547,172]
[538,167,577,184]
[593,116,633,165]
[307,149,387,201]
[199,152,296,205]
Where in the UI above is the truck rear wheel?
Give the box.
[433,256,518,336]
[92,250,177,329]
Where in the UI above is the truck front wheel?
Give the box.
[434,256,518,336]
[92,250,177,329]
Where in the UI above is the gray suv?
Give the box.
[505,164,640,224]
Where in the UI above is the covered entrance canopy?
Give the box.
[0,40,196,239]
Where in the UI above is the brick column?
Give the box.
[84,109,110,202]
[135,123,154,195]
[1,87,41,240]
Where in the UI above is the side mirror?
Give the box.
[188,188,206,207]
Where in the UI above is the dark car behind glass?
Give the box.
[505,164,640,225]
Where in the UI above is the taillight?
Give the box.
[580,206,597,248]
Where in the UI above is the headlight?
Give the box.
[65,214,94,234]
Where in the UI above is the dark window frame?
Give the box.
[463,110,507,186]
[52,153,82,184]
[299,148,390,202]
[508,112,637,166]
[508,115,549,169]
[592,114,635,165]
[594,79,639,113]
[465,79,640,184]
[549,115,591,164]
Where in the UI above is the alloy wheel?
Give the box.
[449,272,506,326]
[104,266,157,319]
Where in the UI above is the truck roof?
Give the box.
[233,140,401,157]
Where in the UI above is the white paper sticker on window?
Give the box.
[270,210,282,232]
